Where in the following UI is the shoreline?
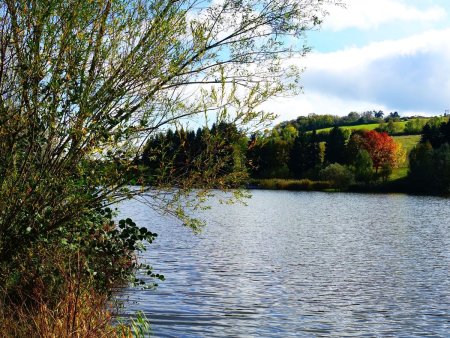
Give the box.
[246,178,447,197]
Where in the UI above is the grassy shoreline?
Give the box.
[247,177,426,195]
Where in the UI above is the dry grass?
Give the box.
[0,284,138,338]
[0,237,151,338]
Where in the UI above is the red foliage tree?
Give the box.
[359,130,400,173]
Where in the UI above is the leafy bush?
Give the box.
[319,163,354,190]
[0,204,162,305]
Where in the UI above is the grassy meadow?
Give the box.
[315,121,408,134]
[391,134,421,180]
[394,134,421,152]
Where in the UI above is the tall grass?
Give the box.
[1,288,114,337]
[0,288,151,338]
[0,243,152,338]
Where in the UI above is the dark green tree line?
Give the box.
[141,122,248,187]
[409,119,450,194]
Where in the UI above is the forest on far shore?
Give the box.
[137,111,450,195]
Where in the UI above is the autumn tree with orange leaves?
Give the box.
[358,130,404,175]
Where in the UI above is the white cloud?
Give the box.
[305,28,450,71]
[262,93,388,122]
[262,28,450,119]
[324,0,447,31]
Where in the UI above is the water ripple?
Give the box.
[119,191,450,337]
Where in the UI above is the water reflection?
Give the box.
[119,191,450,337]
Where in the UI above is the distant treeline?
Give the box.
[274,111,438,136]
[248,127,402,186]
[139,122,248,188]
[409,118,450,194]
[138,114,450,195]
[279,110,400,132]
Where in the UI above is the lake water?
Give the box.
[118,191,450,337]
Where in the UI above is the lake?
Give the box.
[118,191,450,337]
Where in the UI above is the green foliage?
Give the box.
[288,131,321,178]
[138,119,423,187]
[248,129,294,179]
[421,118,450,148]
[116,311,153,338]
[404,118,428,134]
[409,142,450,194]
[287,133,308,178]
[325,126,349,165]
[353,149,374,184]
[130,312,153,338]
[0,204,162,304]
[281,111,384,132]
[244,115,425,182]
[377,119,404,135]
[319,163,354,190]
[141,122,249,188]
[379,163,393,182]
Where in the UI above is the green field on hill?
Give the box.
[390,134,421,180]
[316,121,408,134]
[393,135,421,154]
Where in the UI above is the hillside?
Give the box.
[390,135,421,180]
[315,121,407,134]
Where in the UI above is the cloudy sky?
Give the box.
[264,0,450,121]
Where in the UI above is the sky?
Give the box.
[263,0,450,122]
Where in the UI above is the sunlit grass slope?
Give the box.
[391,135,421,180]
[316,121,407,133]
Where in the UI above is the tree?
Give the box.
[431,144,450,193]
[325,126,348,165]
[288,130,321,178]
[345,111,360,124]
[0,0,339,315]
[209,122,249,179]
[404,118,427,135]
[305,130,322,173]
[248,126,296,178]
[387,111,400,121]
[142,123,248,186]
[409,119,450,194]
[440,120,450,145]
[377,118,403,135]
[357,131,403,175]
[288,132,309,178]
[409,142,450,194]
[374,110,384,119]
[353,149,374,184]
[420,118,446,148]
[346,130,365,164]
